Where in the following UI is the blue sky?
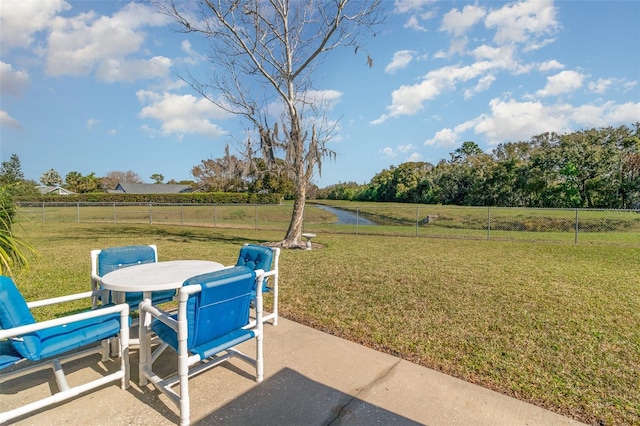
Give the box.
[1,0,639,188]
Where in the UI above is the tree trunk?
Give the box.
[282,170,306,248]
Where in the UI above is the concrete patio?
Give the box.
[1,317,586,425]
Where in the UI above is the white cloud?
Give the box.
[86,118,100,129]
[588,78,612,94]
[385,50,416,74]
[449,98,640,146]
[0,62,30,97]
[381,144,420,160]
[425,128,458,147]
[470,44,515,67]
[180,40,206,66]
[571,101,640,127]
[404,15,428,32]
[374,60,496,123]
[137,90,229,138]
[0,0,70,52]
[300,89,342,109]
[407,152,423,162]
[96,56,172,83]
[536,70,584,97]
[45,3,170,82]
[464,74,496,99]
[381,147,397,157]
[538,59,564,72]
[0,111,21,129]
[433,50,447,59]
[484,0,559,47]
[397,144,416,153]
[441,5,486,37]
[395,0,436,31]
[473,98,572,144]
[394,0,434,14]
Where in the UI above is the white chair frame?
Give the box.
[90,244,159,308]
[262,246,280,326]
[237,244,280,327]
[138,269,265,426]
[0,291,130,424]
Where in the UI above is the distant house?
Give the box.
[108,182,193,194]
[36,185,76,195]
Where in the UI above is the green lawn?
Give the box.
[11,221,640,425]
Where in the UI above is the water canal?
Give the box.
[313,204,377,226]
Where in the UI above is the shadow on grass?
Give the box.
[43,223,276,246]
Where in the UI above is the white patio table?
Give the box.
[100,260,225,384]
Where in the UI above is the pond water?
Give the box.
[314,205,377,226]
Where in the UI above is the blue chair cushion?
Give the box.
[0,339,22,370]
[236,245,273,293]
[151,266,255,354]
[98,245,174,307]
[191,329,255,360]
[0,276,39,359]
[124,290,175,306]
[97,245,156,276]
[0,276,123,362]
[33,314,122,360]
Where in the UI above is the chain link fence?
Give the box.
[16,202,640,246]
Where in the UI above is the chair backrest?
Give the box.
[236,244,278,292]
[182,266,256,350]
[0,276,40,360]
[236,244,274,272]
[93,245,158,277]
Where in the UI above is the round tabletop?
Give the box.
[99,260,225,292]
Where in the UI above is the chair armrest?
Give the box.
[139,300,177,330]
[26,290,102,309]
[0,302,130,340]
[91,274,101,291]
[262,269,277,278]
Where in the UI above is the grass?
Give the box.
[11,221,640,425]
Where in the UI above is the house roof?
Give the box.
[36,186,76,195]
[112,182,193,194]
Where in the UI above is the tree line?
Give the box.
[3,124,639,209]
[0,150,297,197]
[317,124,640,209]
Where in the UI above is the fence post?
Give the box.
[416,207,419,237]
[181,204,184,226]
[42,202,45,222]
[356,208,359,236]
[213,205,217,228]
[113,202,116,223]
[149,203,153,224]
[487,207,491,240]
[255,205,258,230]
[575,209,579,245]
[77,202,80,223]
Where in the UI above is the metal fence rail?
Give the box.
[16,202,640,246]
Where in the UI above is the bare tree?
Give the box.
[192,145,248,192]
[40,169,63,186]
[159,0,383,248]
[100,170,143,191]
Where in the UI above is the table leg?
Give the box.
[110,291,127,357]
[138,292,152,386]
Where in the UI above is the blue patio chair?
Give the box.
[0,275,130,424]
[138,266,265,426]
[91,244,176,310]
[236,244,280,325]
